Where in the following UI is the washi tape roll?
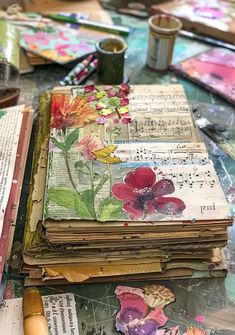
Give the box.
[147,15,182,71]
[0,21,20,107]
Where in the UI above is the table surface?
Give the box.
[5,13,235,335]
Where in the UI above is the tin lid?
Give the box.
[149,14,182,35]
[96,37,127,55]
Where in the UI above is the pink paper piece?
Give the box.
[194,315,205,323]
[115,286,168,335]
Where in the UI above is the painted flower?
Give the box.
[115,286,168,335]
[87,95,96,102]
[77,135,104,160]
[111,167,186,219]
[51,94,99,129]
[96,116,106,124]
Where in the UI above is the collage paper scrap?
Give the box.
[115,284,207,335]
[19,24,96,64]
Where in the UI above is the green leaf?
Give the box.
[94,173,109,195]
[109,97,120,107]
[51,137,65,151]
[98,197,123,221]
[74,193,95,219]
[64,128,80,151]
[0,110,6,119]
[48,188,78,210]
[48,187,94,219]
[81,190,96,217]
[74,161,90,175]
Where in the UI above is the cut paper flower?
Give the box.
[51,94,99,129]
[115,286,168,335]
[111,167,186,219]
[80,84,130,120]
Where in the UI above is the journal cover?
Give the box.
[171,48,235,105]
[43,84,229,223]
[151,0,235,44]
[0,105,33,286]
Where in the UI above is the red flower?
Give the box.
[120,98,129,106]
[120,83,130,92]
[84,85,95,93]
[111,167,185,219]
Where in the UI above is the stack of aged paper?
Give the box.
[23,84,232,285]
[0,105,33,295]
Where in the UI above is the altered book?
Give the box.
[23,84,232,284]
[0,105,33,293]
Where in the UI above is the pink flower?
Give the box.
[112,167,186,219]
[54,43,70,56]
[96,116,106,124]
[87,95,96,102]
[96,104,104,110]
[24,31,52,46]
[58,31,70,41]
[77,135,104,160]
[194,315,205,323]
[103,85,112,91]
[107,91,117,98]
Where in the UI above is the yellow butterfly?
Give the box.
[93,145,122,164]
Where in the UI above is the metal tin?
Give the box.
[96,37,127,85]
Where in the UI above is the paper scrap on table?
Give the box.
[0,293,79,335]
